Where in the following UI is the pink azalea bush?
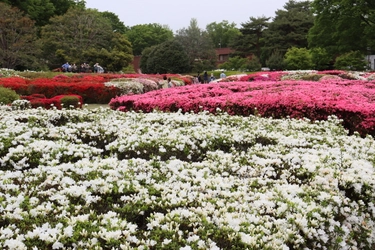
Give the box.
[110,79,375,136]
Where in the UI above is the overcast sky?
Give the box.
[85,0,292,32]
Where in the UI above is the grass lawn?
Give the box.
[84,103,110,109]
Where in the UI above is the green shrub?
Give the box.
[284,47,314,70]
[218,56,248,71]
[301,74,325,81]
[0,86,20,105]
[60,96,80,109]
[246,56,262,72]
[266,50,285,71]
[334,51,367,71]
[310,47,332,70]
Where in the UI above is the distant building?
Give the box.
[215,48,234,66]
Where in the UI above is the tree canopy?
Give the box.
[175,18,216,72]
[125,23,173,56]
[230,16,270,59]
[0,0,86,26]
[264,0,314,55]
[100,11,129,34]
[40,7,132,70]
[308,0,375,56]
[206,20,240,48]
[140,39,190,74]
[1,0,374,71]
[0,2,40,69]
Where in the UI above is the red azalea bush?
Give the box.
[0,74,191,104]
[21,94,83,109]
[109,79,375,137]
[0,77,29,95]
[1,77,120,103]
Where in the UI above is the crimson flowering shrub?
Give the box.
[20,94,83,109]
[0,77,29,95]
[51,74,107,84]
[21,94,55,109]
[1,77,120,103]
[110,79,375,137]
[0,74,191,104]
[52,95,83,109]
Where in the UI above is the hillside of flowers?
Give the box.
[0,105,374,249]
[110,71,375,137]
[0,71,191,104]
[1,69,375,249]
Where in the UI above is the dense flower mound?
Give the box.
[0,73,192,104]
[0,107,374,249]
[110,79,375,136]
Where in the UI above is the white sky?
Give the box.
[85,0,293,32]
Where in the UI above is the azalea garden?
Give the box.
[0,69,375,249]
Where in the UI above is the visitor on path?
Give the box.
[62,62,71,72]
[168,77,173,88]
[94,63,104,73]
[197,73,202,83]
[220,70,226,79]
[210,73,216,82]
[161,75,169,88]
[203,71,208,83]
[71,63,78,73]
[193,75,199,84]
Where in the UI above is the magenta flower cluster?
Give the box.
[110,78,375,136]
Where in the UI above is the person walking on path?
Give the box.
[210,73,216,82]
[203,71,209,83]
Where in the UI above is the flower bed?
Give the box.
[0,74,190,104]
[20,94,83,109]
[110,79,375,137]
[0,107,374,249]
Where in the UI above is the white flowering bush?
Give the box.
[281,70,318,80]
[0,68,19,78]
[104,78,144,95]
[11,100,31,110]
[0,107,374,249]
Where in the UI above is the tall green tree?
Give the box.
[125,23,173,56]
[0,0,86,27]
[308,0,375,57]
[140,39,190,74]
[139,46,156,74]
[230,16,270,60]
[175,18,216,72]
[264,0,314,57]
[205,20,241,48]
[40,8,131,69]
[83,33,133,72]
[0,2,40,69]
[50,0,86,16]
[99,11,129,34]
[266,50,285,70]
[310,47,332,70]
